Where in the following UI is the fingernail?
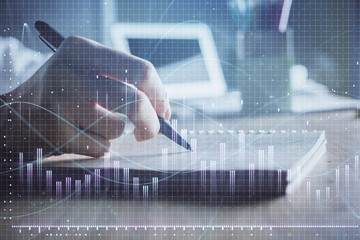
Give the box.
[134,128,144,142]
[165,107,171,120]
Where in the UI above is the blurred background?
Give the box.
[1,0,359,115]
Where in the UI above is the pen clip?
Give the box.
[39,35,57,52]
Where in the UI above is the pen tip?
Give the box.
[187,145,192,151]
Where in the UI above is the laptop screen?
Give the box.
[128,38,210,84]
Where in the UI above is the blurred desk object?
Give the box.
[237,30,294,113]
[2,110,360,239]
[289,65,360,113]
[291,92,360,113]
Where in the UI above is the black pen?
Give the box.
[35,21,192,151]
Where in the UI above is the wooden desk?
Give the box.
[2,110,360,239]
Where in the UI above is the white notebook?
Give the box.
[42,130,327,200]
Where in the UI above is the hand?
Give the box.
[1,36,171,158]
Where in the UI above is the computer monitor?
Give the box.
[110,23,227,100]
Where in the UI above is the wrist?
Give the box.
[0,91,30,160]
[0,93,12,159]
[0,89,54,161]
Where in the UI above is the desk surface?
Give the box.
[2,110,360,239]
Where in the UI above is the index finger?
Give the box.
[75,74,160,142]
[58,36,171,120]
